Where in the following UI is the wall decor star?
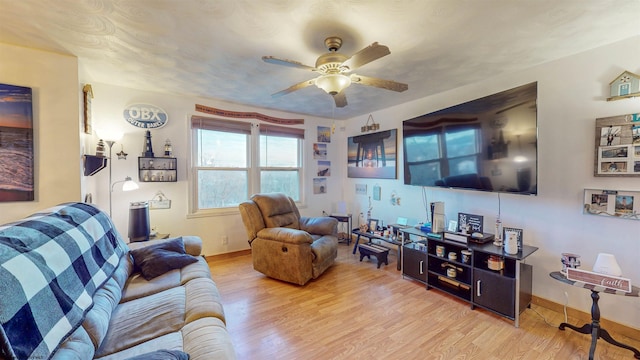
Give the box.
[116,145,128,160]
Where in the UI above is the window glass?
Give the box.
[260,136,298,167]
[197,130,247,167]
[260,170,300,201]
[197,170,248,208]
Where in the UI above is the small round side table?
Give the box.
[550,271,640,359]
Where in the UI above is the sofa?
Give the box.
[238,193,338,285]
[0,202,235,360]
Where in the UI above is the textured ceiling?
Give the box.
[1,0,639,120]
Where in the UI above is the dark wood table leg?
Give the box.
[396,244,401,270]
[599,328,640,358]
[352,234,361,254]
[559,290,640,359]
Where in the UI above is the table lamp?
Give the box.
[592,253,622,276]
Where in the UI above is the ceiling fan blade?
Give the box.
[272,78,316,97]
[332,92,347,107]
[351,74,408,92]
[341,42,390,71]
[262,56,317,71]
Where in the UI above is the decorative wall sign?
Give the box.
[0,83,34,201]
[594,113,640,176]
[82,84,93,134]
[457,213,483,233]
[195,104,304,125]
[124,103,168,128]
[566,267,631,293]
[347,129,397,179]
[583,188,639,220]
[607,70,640,101]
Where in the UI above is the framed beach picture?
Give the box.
[0,83,34,201]
[347,129,397,179]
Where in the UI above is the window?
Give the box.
[190,116,304,214]
[259,124,303,201]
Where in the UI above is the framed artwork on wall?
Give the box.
[347,129,397,179]
[594,113,640,176]
[0,83,34,201]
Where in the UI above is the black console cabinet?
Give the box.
[402,242,427,284]
[400,227,537,327]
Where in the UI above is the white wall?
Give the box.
[84,84,344,255]
[0,43,81,224]
[343,35,640,329]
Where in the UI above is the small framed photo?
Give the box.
[368,219,379,232]
[503,227,523,250]
[447,220,458,232]
[355,183,367,195]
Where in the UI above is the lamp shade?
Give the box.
[592,253,622,276]
[121,176,139,191]
[315,74,351,95]
[95,127,124,142]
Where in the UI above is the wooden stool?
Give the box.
[358,243,389,268]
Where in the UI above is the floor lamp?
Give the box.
[104,139,138,217]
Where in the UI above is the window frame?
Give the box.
[258,127,304,201]
[188,115,305,217]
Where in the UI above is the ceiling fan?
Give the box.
[262,36,408,108]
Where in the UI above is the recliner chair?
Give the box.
[238,193,339,285]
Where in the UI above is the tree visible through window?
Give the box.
[190,116,303,213]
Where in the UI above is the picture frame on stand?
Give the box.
[503,227,523,250]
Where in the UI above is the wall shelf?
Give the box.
[83,155,107,176]
[138,157,177,182]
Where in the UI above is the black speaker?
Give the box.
[128,201,150,242]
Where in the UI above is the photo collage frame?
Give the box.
[583,188,639,221]
[594,113,640,176]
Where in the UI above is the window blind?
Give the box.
[190,115,251,135]
[259,124,305,139]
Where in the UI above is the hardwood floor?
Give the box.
[208,244,640,360]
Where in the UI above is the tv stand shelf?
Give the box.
[400,227,538,327]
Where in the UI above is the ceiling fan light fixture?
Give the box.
[315,74,351,95]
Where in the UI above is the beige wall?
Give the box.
[0,43,81,224]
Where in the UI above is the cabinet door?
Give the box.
[403,247,426,283]
[473,268,515,318]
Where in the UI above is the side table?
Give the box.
[550,271,640,359]
[329,214,352,245]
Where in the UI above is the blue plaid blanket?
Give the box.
[0,202,127,359]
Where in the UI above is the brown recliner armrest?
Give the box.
[256,227,313,245]
[299,216,338,237]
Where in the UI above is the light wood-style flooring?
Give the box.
[208,243,640,360]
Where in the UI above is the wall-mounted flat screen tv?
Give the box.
[402,82,537,195]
